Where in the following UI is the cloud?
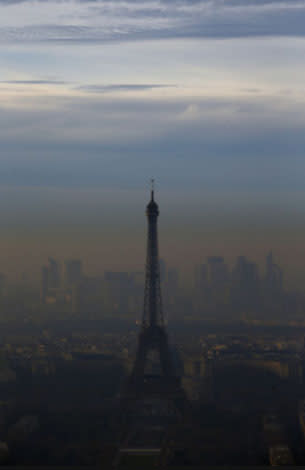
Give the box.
[240,88,262,94]
[178,104,202,121]
[0,0,302,5]
[0,0,305,43]
[0,92,303,193]
[0,80,67,85]
[78,83,176,93]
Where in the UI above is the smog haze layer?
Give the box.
[1,1,305,288]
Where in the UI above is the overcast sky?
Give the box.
[1,0,305,282]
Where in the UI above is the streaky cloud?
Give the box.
[1,0,305,43]
[78,83,177,93]
[0,79,67,85]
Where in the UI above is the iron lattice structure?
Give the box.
[128,187,181,387]
[117,187,187,465]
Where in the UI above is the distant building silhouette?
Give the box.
[46,257,61,289]
[265,251,283,293]
[104,271,132,314]
[64,259,83,286]
[194,264,209,312]
[207,256,229,287]
[206,257,230,310]
[194,264,208,291]
[40,258,61,303]
[231,256,260,311]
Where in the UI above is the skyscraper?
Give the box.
[64,259,83,286]
[231,255,260,311]
[265,251,283,292]
[40,258,61,303]
[207,256,229,287]
[46,257,61,289]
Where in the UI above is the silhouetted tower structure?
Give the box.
[125,183,184,408]
[113,186,188,469]
[265,251,283,292]
[40,257,61,303]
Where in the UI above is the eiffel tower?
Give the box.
[112,185,187,469]
[123,182,185,413]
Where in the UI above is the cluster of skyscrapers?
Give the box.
[40,256,181,316]
[40,250,284,320]
[41,258,83,305]
[194,252,283,316]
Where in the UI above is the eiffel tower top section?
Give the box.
[142,181,164,328]
[146,180,159,217]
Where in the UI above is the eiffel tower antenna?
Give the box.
[151,178,154,199]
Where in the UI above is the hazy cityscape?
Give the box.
[0,248,302,327]
[0,190,301,467]
[2,0,305,467]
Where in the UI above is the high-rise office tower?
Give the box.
[47,257,61,289]
[207,256,229,287]
[194,264,208,290]
[64,259,83,285]
[194,264,209,312]
[104,271,131,314]
[40,258,61,303]
[231,255,260,310]
[265,251,283,292]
